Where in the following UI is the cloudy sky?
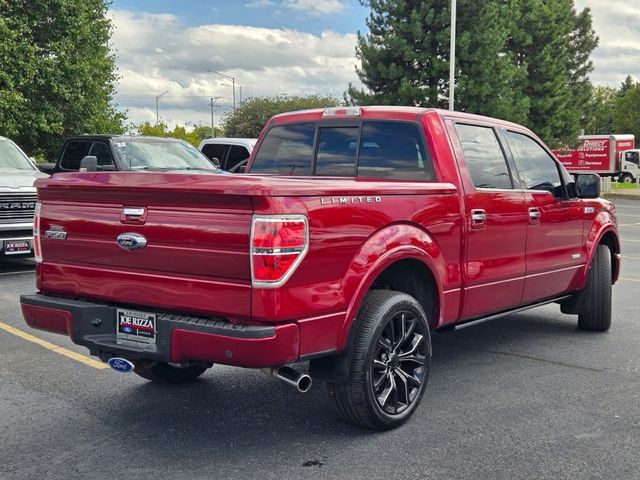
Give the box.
[109,0,639,129]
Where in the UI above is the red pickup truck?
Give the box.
[21,107,620,430]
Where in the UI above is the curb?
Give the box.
[603,192,640,200]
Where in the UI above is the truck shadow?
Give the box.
[95,309,604,463]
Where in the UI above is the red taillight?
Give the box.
[250,215,308,287]
[33,202,42,263]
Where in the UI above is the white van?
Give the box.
[198,138,257,173]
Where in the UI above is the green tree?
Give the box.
[349,0,598,146]
[222,95,338,138]
[136,122,208,147]
[619,75,634,97]
[456,0,529,123]
[613,83,640,138]
[347,0,452,107]
[504,0,597,145]
[0,0,125,159]
[584,85,617,135]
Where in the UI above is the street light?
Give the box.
[155,90,169,125]
[449,0,457,111]
[207,69,236,111]
[209,96,221,137]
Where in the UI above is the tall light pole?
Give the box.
[449,0,457,111]
[209,96,221,137]
[207,69,236,111]
[155,90,169,125]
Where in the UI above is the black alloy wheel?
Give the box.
[372,310,427,415]
[328,290,432,430]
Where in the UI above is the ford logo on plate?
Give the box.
[107,357,135,373]
[116,232,147,251]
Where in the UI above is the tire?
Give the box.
[133,361,209,384]
[619,173,634,184]
[578,245,612,332]
[328,290,431,430]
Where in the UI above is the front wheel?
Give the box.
[328,290,431,430]
[134,361,209,384]
[578,245,612,331]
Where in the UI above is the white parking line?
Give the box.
[0,270,35,276]
[0,321,107,369]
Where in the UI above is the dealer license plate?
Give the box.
[3,240,31,255]
[116,309,157,345]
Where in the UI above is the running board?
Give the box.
[449,295,572,331]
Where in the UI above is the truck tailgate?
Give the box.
[37,172,253,320]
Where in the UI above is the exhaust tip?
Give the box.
[297,374,312,393]
[262,366,312,393]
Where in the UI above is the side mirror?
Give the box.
[210,157,221,168]
[79,155,98,172]
[574,173,600,199]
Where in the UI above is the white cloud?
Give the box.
[245,0,347,16]
[576,0,640,86]
[110,9,360,127]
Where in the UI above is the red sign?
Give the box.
[554,138,611,172]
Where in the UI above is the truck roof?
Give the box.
[271,106,534,133]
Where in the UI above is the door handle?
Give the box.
[470,209,486,229]
[529,207,541,224]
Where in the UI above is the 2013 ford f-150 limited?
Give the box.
[20,107,620,430]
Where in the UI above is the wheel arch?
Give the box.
[340,224,445,350]
[310,223,445,383]
[598,229,621,284]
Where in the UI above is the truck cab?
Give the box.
[620,149,640,182]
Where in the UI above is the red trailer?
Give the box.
[554,134,640,182]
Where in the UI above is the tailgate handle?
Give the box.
[121,207,147,225]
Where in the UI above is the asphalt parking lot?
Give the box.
[1,198,639,480]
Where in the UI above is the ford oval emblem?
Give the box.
[116,232,147,251]
[107,357,135,373]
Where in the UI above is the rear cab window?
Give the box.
[250,121,434,180]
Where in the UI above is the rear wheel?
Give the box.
[133,361,209,384]
[578,245,612,332]
[619,173,634,184]
[328,290,431,430]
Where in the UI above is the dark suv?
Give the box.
[39,135,221,174]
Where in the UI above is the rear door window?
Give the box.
[315,127,358,176]
[201,144,229,165]
[59,140,91,170]
[455,124,513,189]
[226,145,251,171]
[89,142,114,169]
[357,122,433,180]
[251,124,315,175]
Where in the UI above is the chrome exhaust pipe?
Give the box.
[261,366,312,393]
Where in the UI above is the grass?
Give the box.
[611,181,640,190]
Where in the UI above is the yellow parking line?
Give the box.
[620,277,640,283]
[0,321,107,369]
